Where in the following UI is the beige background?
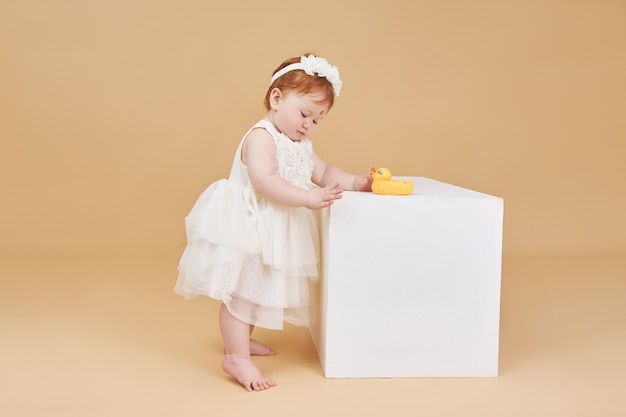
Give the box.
[1,1,625,416]
[2,0,625,256]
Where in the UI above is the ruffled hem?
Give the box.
[175,243,318,329]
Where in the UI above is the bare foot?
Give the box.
[250,339,277,356]
[224,339,276,356]
[222,355,277,392]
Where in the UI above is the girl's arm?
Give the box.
[311,151,372,191]
[243,129,342,209]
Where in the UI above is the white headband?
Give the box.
[270,54,342,97]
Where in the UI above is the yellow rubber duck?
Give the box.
[370,167,414,195]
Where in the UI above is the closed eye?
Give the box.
[301,111,319,125]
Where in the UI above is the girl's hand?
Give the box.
[353,175,373,192]
[305,183,343,210]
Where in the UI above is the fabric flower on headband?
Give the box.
[270,54,343,97]
[299,55,342,97]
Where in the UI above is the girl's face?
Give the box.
[268,89,329,142]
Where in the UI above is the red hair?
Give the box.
[263,53,336,111]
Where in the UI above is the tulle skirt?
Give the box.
[175,179,320,330]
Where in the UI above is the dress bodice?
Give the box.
[230,120,315,190]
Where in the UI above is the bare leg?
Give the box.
[249,325,277,356]
[219,303,277,391]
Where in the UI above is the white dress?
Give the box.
[175,119,320,330]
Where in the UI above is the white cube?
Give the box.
[310,177,503,378]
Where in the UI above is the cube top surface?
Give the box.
[365,176,501,200]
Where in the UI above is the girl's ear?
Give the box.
[269,88,282,110]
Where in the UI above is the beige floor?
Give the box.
[1,252,625,417]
